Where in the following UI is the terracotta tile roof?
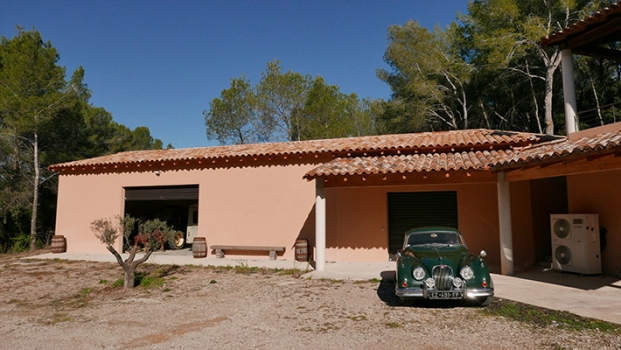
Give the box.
[303,130,621,179]
[541,1,621,47]
[493,131,621,170]
[303,150,516,179]
[49,129,555,171]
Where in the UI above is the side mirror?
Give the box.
[396,250,403,259]
[479,250,487,259]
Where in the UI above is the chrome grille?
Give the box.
[432,265,454,290]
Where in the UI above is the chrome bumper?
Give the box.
[395,286,424,298]
[465,288,494,298]
[396,286,494,299]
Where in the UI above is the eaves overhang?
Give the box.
[49,129,557,175]
[490,132,621,172]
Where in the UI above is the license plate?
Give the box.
[428,291,463,299]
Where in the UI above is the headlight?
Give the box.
[412,266,425,280]
[452,277,463,288]
[460,266,474,280]
[424,278,435,289]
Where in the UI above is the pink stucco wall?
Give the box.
[56,162,536,266]
[567,169,621,276]
[55,160,323,259]
[322,182,534,266]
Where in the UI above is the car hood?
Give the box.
[404,244,470,270]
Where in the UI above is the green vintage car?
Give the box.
[395,227,494,306]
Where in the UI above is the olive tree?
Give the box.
[90,215,174,289]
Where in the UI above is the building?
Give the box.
[50,126,621,276]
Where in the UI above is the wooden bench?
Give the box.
[210,245,286,260]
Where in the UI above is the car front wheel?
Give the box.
[476,296,493,306]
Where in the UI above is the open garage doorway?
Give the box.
[124,185,199,249]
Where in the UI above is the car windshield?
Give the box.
[405,231,463,248]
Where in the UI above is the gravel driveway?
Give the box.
[1,256,619,349]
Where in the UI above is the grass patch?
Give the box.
[137,274,166,289]
[354,278,381,284]
[112,278,124,288]
[386,322,401,328]
[483,298,620,333]
[233,261,261,274]
[79,288,93,298]
[277,268,302,277]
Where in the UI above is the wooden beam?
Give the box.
[322,170,496,188]
[567,17,621,49]
[504,153,621,182]
[574,46,621,63]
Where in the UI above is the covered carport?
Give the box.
[304,131,562,275]
[307,127,621,277]
[492,128,621,276]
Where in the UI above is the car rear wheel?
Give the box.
[170,231,185,250]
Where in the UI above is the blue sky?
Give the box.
[1,0,469,149]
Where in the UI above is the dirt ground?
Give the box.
[1,253,620,350]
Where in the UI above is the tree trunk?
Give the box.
[544,65,556,135]
[30,132,39,252]
[587,70,603,126]
[123,267,135,288]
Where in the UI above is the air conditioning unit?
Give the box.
[550,214,601,274]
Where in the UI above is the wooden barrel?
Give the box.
[295,238,308,262]
[51,235,66,253]
[192,237,207,258]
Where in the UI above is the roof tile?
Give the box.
[302,130,621,179]
[541,1,621,46]
[49,129,555,171]
[303,150,515,179]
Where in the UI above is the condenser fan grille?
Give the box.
[554,245,573,265]
[553,219,571,239]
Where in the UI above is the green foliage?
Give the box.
[112,279,124,288]
[204,59,380,144]
[0,27,167,251]
[138,218,175,251]
[79,288,93,298]
[90,215,138,249]
[385,322,401,328]
[137,274,166,289]
[378,20,472,131]
[483,299,620,333]
[8,232,30,253]
[255,59,313,141]
[377,0,620,136]
[204,75,259,144]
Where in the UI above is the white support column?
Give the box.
[561,48,579,134]
[497,172,514,276]
[315,179,326,271]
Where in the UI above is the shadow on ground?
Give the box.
[376,270,462,308]
[509,266,621,291]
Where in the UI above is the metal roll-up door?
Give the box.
[388,191,458,257]
[125,185,199,201]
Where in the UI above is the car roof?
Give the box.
[405,226,463,236]
[405,227,461,235]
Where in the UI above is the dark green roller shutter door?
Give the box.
[388,191,458,256]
